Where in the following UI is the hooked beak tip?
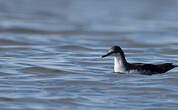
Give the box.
[101,55,105,58]
[101,52,113,58]
[101,55,107,58]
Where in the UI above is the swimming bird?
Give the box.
[102,45,178,74]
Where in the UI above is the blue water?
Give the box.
[0,0,178,110]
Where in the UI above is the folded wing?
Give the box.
[129,63,175,74]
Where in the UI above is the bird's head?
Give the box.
[102,45,123,58]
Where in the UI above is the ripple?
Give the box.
[55,80,112,86]
[0,97,16,102]
[60,45,94,51]
[0,39,31,45]
[20,67,75,75]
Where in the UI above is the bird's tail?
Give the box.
[174,65,178,67]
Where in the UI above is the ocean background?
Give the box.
[0,0,178,110]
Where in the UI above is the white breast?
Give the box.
[114,56,143,74]
[114,56,126,73]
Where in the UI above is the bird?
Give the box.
[102,45,178,75]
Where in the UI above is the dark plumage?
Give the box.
[102,45,177,74]
[127,63,176,75]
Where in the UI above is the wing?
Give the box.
[129,63,175,74]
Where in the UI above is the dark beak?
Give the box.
[101,52,114,58]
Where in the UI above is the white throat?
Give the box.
[114,56,126,73]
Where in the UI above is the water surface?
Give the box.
[0,0,178,110]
